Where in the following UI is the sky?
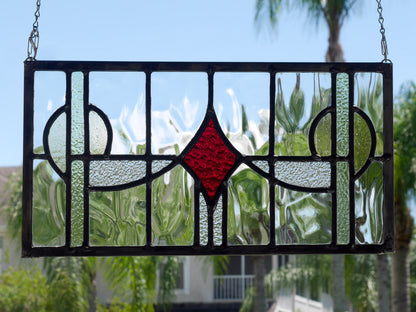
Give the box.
[0,0,415,167]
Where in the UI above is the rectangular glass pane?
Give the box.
[89,185,146,246]
[355,72,383,155]
[34,71,66,154]
[152,72,207,155]
[71,72,84,155]
[355,162,384,244]
[32,160,65,247]
[152,166,194,246]
[275,73,331,156]
[275,187,331,245]
[214,73,269,155]
[228,166,270,245]
[337,162,350,245]
[71,160,84,247]
[89,72,146,154]
[336,73,349,157]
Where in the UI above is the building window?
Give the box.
[175,257,190,294]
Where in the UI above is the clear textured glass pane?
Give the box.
[89,72,146,155]
[314,113,331,156]
[337,162,350,245]
[71,161,84,247]
[200,194,208,246]
[89,160,146,187]
[71,72,84,155]
[152,72,206,155]
[34,71,66,154]
[336,73,349,157]
[228,166,269,245]
[48,112,66,172]
[152,166,194,246]
[354,73,383,155]
[275,73,331,156]
[152,160,172,174]
[275,187,331,245]
[214,73,269,155]
[89,110,108,154]
[89,184,146,246]
[252,160,269,173]
[354,113,372,173]
[32,160,66,247]
[355,162,383,244]
[275,161,331,188]
[214,196,223,246]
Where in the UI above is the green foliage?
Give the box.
[0,267,49,312]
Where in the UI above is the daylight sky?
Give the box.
[0,0,415,166]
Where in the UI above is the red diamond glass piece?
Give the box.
[184,119,236,199]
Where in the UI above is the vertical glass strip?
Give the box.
[200,194,208,246]
[71,161,84,247]
[337,162,350,244]
[71,72,84,155]
[214,197,223,246]
[336,73,349,156]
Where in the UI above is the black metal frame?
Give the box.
[23,61,393,257]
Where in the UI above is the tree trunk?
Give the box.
[392,248,410,312]
[332,254,349,312]
[376,254,390,312]
[253,256,267,312]
[88,272,97,312]
[325,15,344,62]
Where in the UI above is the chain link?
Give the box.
[26,0,41,61]
[376,0,391,63]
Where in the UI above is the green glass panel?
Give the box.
[152,166,194,246]
[275,187,331,245]
[337,162,350,245]
[355,162,383,244]
[354,113,372,173]
[275,73,331,156]
[32,160,65,247]
[228,166,269,245]
[314,113,331,156]
[48,112,66,172]
[89,184,146,246]
[71,161,84,247]
[71,72,84,155]
[336,73,349,157]
[354,73,383,155]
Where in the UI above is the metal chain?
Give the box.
[26,0,41,61]
[376,0,391,63]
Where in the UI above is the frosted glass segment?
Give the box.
[336,73,349,157]
[275,187,331,244]
[214,197,223,246]
[152,160,173,174]
[200,194,208,246]
[89,72,146,155]
[152,72,206,155]
[252,160,269,173]
[228,166,269,245]
[275,73,331,156]
[89,184,146,246]
[355,73,383,155]
[32,160,65,247]
[90,161,146,187]
[89,111,108,154]
[355,162,383,244]
[214,73,269,155]
[274,161,331,188]
[71,161,84,247]
[337,162,350,245]
[354,113,372,173]
[71,72,84,155]
[152,166,194,246]
[34,71,66,154]
[48,112,66,172]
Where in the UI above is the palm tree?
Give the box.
[392,83,416,312]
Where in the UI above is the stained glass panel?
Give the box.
[23,61,393,256]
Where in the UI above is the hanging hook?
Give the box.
[26,0,41,61]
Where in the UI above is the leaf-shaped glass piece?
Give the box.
[354,113,372,173]
[48,112,66,173]
[89,110,109,154]
[314,113,332,156]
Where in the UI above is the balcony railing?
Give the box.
[213,275,254,301]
